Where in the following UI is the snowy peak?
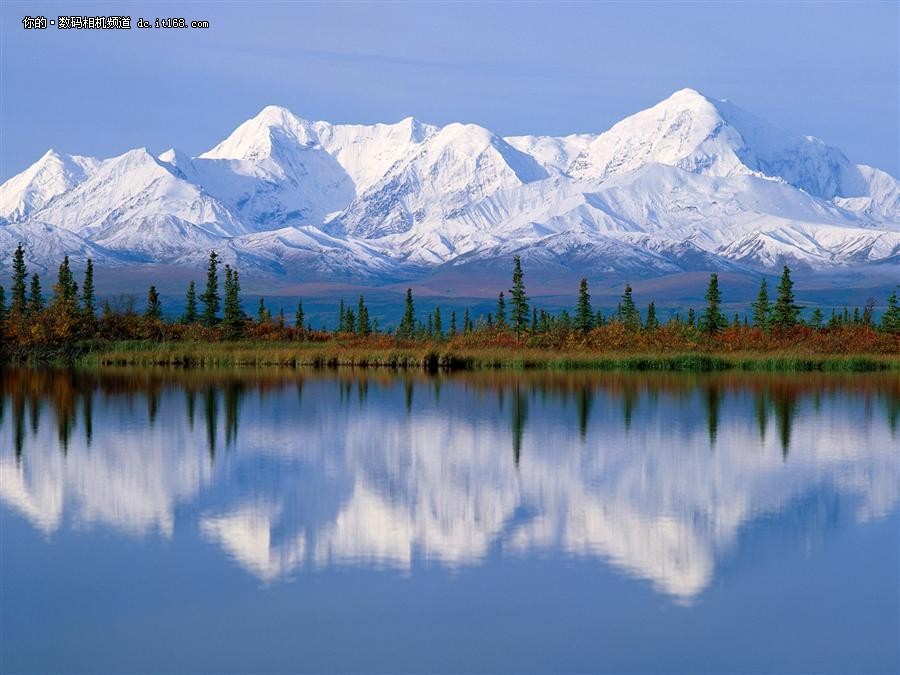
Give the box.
[0,149,100,222]
[2,90,897,278]
[200,105,320,162]
[26,147,245,244]
[313,116,438,192]
[330,121,549,240]
[568,88,750,182]
[567,88,869,202]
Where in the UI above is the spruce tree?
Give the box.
[751,278,771,330]
[700,273,727,333]
[182,281,198,323]
[55,256,78,306]
[508,255,529,339]
[619,284,640,330]
[258,297,269,323]
[398,288,416,339]
[862,297,876,327]
[200,251,220,326]
[449,310,457,336]
[278,308,285,329]
[338,299,345,332]
[81,259,97,331]
[496,292,507,329]
[687,307,696,327]
[223,265,243,334]
[645,302,659,331]
[145,285,163,319]
[596,309,605,327]
[357,295,371,336]
[0,285,6,323]
[295,300,304,330]
[463,308,472,335]
[575,278,593,333]
[10,243,27,317]
[28,274,44,315]
[881,288,900,333]
[810,307,824,329]
[433,306,443,337]
[771,266,802,329]
[531,306,538,334]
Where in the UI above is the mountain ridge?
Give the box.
[2,88,897,283]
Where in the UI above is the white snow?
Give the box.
[1,89,897,277]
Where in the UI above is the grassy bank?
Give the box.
[65,340,900,372]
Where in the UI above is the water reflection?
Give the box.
[1,368,897,602]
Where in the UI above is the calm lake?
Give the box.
[1,368,898,674]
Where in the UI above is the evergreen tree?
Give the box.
[258,297,269,323]
[145,285,163,319]
[619,284,640,330]
[539,309,551,333]
[357,295,371,336]
[852,307,861,324]
[398,288,416,338]
[771,266,802,329]
[508,255,529,338]
[28,274,44,315]
[732,313,740,327]
[881,288,900,333]
[862,297,876,327]
[687,307,696,327]
[182,281,198,323]
[295,300,304,330]
[223,265,243,334]
[531,306,538,334]
[449,310,457,337]
[0,285,6,323]
[81,259,97,331]
[338,299,345,332]
[751,278,771,330]
[278,308,285,329]
[200,251,220,326]
[463,308,472,335]
[700,273,727,333]
[496,292,507,329]
[574,278,593,333]
[810,307,824,329]
[54,256,78,305]
[426,313,434,338]
[596,309,605,327]
[10,243,27,317]
[433,306,443,337]
[645,302,659,331]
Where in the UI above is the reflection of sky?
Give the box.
[1,373,897,602]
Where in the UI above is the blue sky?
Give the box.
[2,1,897,180]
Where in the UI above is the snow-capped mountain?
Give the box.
[2,88,897,282]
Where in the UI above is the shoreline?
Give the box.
[7,341,897,372]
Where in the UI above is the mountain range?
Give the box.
[2,88,898,290]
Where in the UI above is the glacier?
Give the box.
[1,88,897,284]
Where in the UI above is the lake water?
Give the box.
[1,368,898,674]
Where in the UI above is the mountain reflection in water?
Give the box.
[1,368,897,602]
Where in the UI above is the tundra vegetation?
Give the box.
[1,246,898,371]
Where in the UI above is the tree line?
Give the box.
[1,245,898,352]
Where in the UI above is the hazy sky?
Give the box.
[2,1,897,181]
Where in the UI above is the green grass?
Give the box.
[61,341,900,373]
